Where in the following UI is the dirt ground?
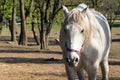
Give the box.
[0,27,119,80]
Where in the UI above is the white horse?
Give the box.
[59,3,111,80]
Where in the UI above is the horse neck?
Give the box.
[85,9,106,49]
[87,10,101,31]
[83,9,101,45]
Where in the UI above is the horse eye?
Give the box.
[81,29,84,33]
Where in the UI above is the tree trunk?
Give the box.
[19,0,27,45]
[11,0,17,42]
[39,0,46,49]
[31,21,39,45]
[0,21,3,41]
[40,15,43,49]
[0,15,3,36]
[45,22,52,49]
[0,22,2,36]
[8,19,12,38]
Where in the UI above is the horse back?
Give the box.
[92,10,111,56]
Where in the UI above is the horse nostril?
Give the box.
[66,57,70,63]
[75,58,79,62]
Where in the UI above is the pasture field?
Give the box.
[0,26,119,80]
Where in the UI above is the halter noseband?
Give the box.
[66,41,85,57]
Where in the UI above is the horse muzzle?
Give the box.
[66,57,79,67]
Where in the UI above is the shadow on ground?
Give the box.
[0,44,62,54]
[109,60,120,65]
[0,57,63,64]
[0,56,119,66]
[112,39,120,42]
[0,49,62,54]
[97,77,120,80]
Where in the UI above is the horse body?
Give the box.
[60,3,111,80]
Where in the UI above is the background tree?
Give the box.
[0,0,6,35]
[33,0,82,49]
[19,0,27,45]
[82,0,119,30]
[11,0,17,42]
[100,0,119,29]
[0,0,14,40]
[19,0,34,45]
[0,0,119,48]
[30,1,40,45]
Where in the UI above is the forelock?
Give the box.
[63,9,86,27]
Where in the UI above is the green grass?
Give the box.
[112,22,120,27]
[15,22,61,30]
[52,23,61,29]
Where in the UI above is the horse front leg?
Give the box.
[65,63,75,80]
[87,63,99,80]
[100,59,109,80]
[88,68,98,80]
[77,68,84,80]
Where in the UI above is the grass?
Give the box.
[112,22,120,27]
[52,22,61,29]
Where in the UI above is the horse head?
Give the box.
[62,4,88,67]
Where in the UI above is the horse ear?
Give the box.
[77,3,88,13]
[82,7,87,13]
[63,6,69,17]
